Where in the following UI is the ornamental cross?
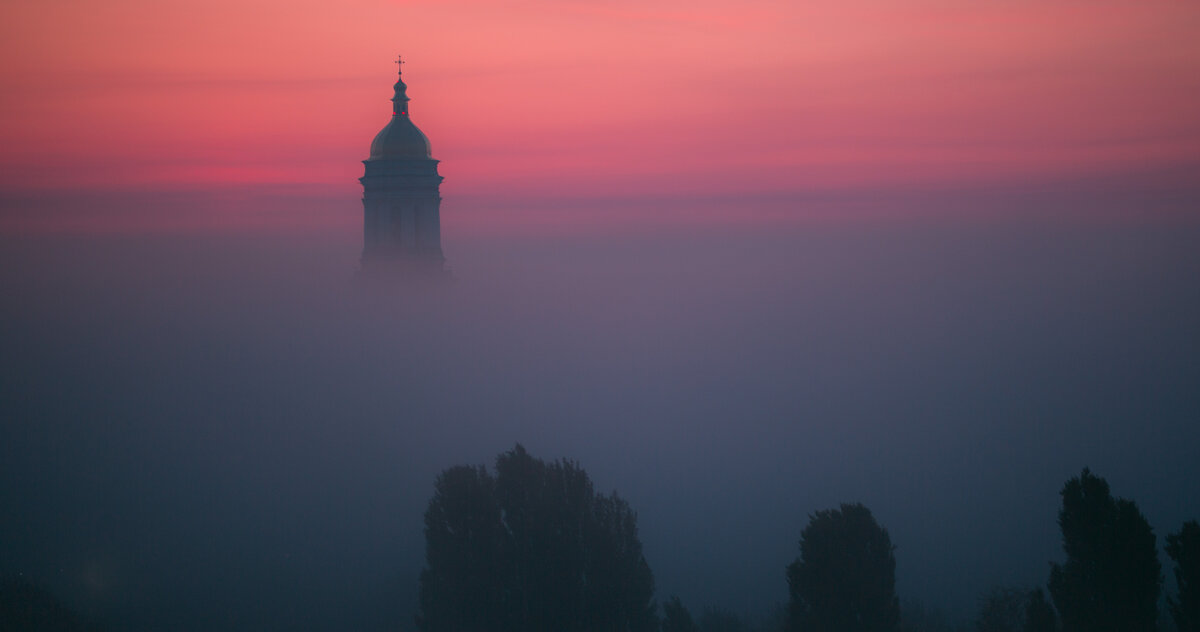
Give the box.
[395,55,405,73]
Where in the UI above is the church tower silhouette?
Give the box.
[360,56,445,275]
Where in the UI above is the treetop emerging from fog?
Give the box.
[417,444,656,632]
[787,502,900,632]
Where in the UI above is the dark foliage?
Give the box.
[1167,520,1200,632]
[1047,468,1161,632]
[974,586,1058,632]
[1022,589,1056,632]
[0,578,104,632]
[416,465,505,632]
[761,603,789,632]
[900,599,966,632]
[786,502,900,632]
[699,606,751,632]
[416,444,656,632]
[975,587,1025,632]
[663,596,698,632]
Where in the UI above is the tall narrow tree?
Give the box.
[1167,520,1200,632]
[786,503,900,632]
[1047,468,1161,632]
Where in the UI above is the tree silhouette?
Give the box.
[975,586,1025,632]
[0,578,104,632]
[1047,468,1161,632]
[416,444,656,632]
[1167,520,1200,632]
[1022,589,1056,632]
[786,503,899,632]
[662,596,698,632]
[585,492,657,631]
[900,599,961,632]
[698,606,750,632]
[416,465,505,632]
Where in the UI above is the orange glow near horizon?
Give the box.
[2,0,1198,209]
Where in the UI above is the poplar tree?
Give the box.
[786,503,900,632]
[1167,520,1200,632]
[1047,468,1161,632]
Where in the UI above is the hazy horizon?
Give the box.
[4,188,1200,630]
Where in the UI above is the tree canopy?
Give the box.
[786,502,900,632]
[416,444,656,632]
[1047,468,1161,632]
[975,586,1059,632]
[975,586,1026,632]
[662,596,698,632]
[1021,589,1056,632]
[1167,520,1200,632]
[0,579,104,632]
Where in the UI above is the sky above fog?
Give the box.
[2,1,1200,630]
[2,0,1199,218]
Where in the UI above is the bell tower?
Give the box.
[360,56,446,274]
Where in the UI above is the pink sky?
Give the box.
[2,0,1198,206]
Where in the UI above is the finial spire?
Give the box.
[390,55,411,116]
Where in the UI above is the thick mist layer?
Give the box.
[2,197,1199,630]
